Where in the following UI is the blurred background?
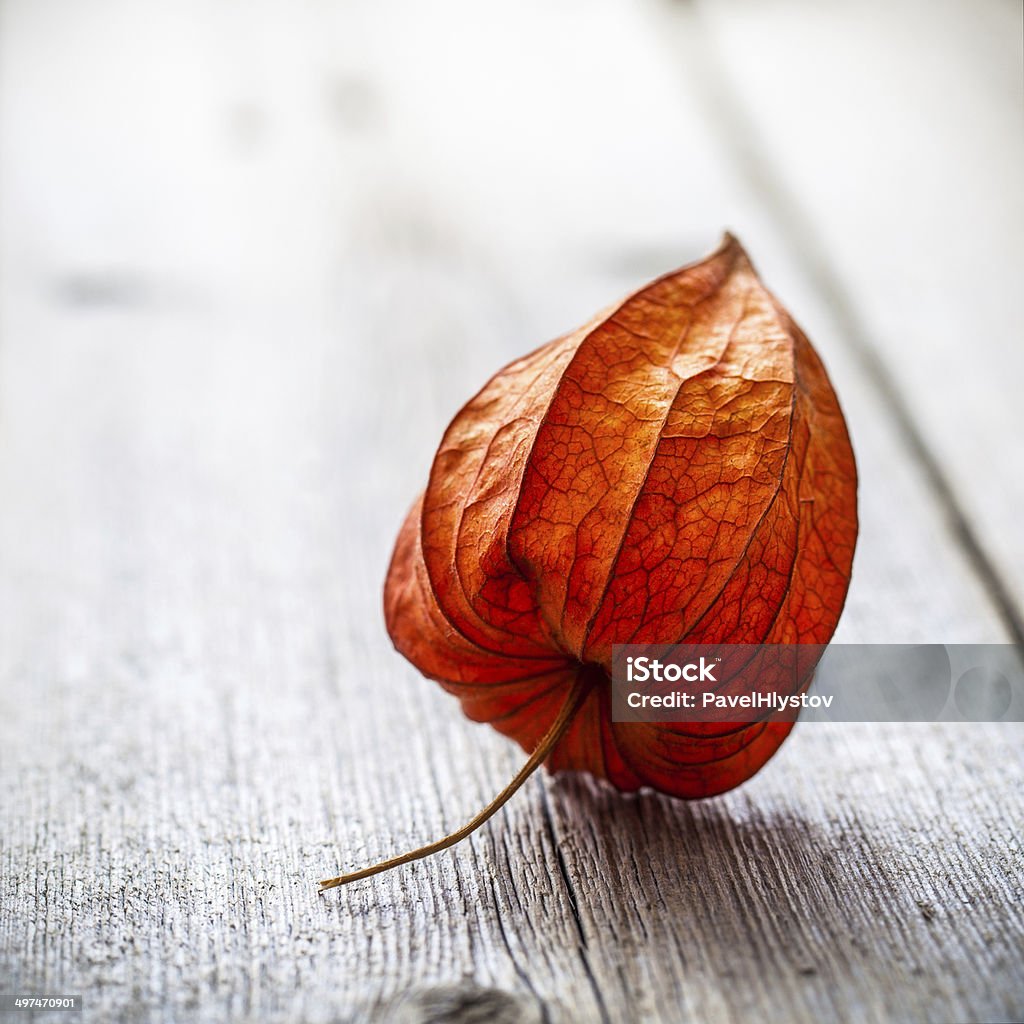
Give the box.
[1,0,1021,644]
[1,2,1021,1022]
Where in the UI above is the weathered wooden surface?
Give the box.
[0,1,1021,1022]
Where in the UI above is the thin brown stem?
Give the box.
[318,671,593,891]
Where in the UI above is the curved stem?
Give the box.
[319,672,593,891]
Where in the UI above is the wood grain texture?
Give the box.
[0,1,1021,1022]
[685,0,1024,636]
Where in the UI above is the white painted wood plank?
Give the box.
[0,2,1021,1022]
[687,0,1024,626]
